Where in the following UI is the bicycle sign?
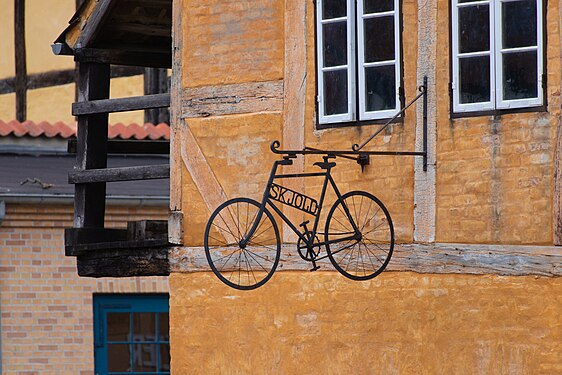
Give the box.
[204,79,428,290]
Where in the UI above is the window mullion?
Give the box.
[357,0,366,120]
[452,0,495,113]
[493,0,501,108]
[349,0,357,121]
[495,0,542,109]
[357,0,400,121]
[316,0,355,124]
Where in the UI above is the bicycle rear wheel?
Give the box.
[325,191,394,280]
[204,198,281,290]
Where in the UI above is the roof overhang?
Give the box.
[52,0,172,68]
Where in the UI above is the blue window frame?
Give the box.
[93,294,170,375]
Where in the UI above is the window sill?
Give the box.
[450,105,547,119]
[316,116,404,130]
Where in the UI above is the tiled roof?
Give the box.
[0,120,170,140]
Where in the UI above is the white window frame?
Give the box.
[357,0,402,121]
[452,0,543,113]
[316,0,401,125]
[316,1,356,124]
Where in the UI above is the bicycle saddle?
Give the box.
[314,161,336,169]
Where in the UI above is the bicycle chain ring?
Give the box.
[296,231,321,261]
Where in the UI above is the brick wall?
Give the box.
[0,203,169,375]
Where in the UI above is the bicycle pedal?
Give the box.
[309,266,320,272]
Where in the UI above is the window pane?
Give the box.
[365,65,396,111]
[133,344,158,372]
[503,51,538,100]
[108,344,131,372]
[324,70,348,115]
[159,344,171,372]
[107,313,130,342]
[459,56,490,103]
[364,0,394,13]
[364,16,395,62]
[502,0,537,49]
[159,313,169,342]
[323,0,346,19]
[323,22,347,67]
[458,5,489,53]
[133,313,156,342]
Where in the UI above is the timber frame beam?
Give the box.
[74,48,172,69]
[170,243,562,277]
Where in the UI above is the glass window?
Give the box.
[316,0,402,125]
[452,0,543,113]
[94,294,170,375]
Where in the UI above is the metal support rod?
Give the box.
[423,76,428,172]
[352,85,426,151]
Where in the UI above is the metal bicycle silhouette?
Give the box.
[204,78,428,290]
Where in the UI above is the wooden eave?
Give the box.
[52,0,172,68]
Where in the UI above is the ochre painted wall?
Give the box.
[434,0,561,244]
[181,0,284,88]
[179,0,420,244]
[170,272,562,374]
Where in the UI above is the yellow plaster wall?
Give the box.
[26,0,76,75]
[109,75,145,125]
[170,271,562,374]
[181,0,284,88]
[0,94,15,120]
[0,0,75,79]
[182,113,283,245]
[0,0,15,79]
[434,0,561,245]
[0,0,144,124]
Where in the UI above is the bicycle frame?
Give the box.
[240,156,360,256]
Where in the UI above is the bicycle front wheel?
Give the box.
[204,198,281,290]
[325,191,394,280]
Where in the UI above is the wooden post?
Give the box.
[144,68,169,124]
[74,0,85,103]
[554,117,562,245]
[14,0,27,121]
[74,63,110,228]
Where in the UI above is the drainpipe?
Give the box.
[0,200,5,225]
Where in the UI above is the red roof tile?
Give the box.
[0,120,169,140]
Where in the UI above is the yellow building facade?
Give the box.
[168,0,562,373]
[0,0,144,124]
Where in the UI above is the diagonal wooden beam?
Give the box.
[180,125,235,243]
